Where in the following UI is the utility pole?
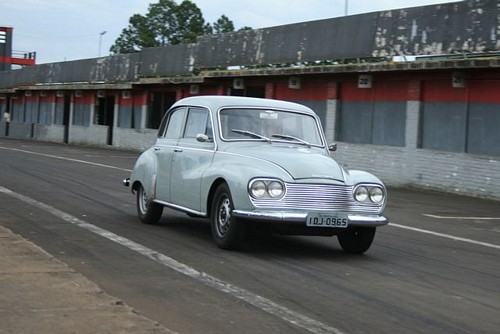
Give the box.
[345,0,349,16]
[98,31,107,57]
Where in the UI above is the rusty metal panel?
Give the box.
[0,69,15,89]
[35,63,62,84]
[140,44,193,77]
[59,59,94,83]
[34,54,140,84]
[194,14,377,68]
[191,0,499,68]
[35,59,95,84]
[90,53,140,82]
[371,0,499,56]
[0,66,35,88]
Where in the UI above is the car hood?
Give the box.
[224,143,345,182]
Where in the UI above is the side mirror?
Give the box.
[328,143,338,152]
[196,133,211,142]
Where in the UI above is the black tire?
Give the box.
[337,227,376,254]
[136,184,163,224]
[210,183,246,250]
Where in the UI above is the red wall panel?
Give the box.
[340,81,408,102]
[40,94,56,103]
[469,80,500,103]
[422,80,467,103]
[74,92,95,105]
[120,93,148,107]
[274,81,329,101]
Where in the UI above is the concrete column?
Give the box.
[139,91,149,129]
[325,100,338,143]
[113,94,119,128]
[67,94,74,143]
[405,101,420,150]
[89,93,96,126]
[50,97,56,125]
[324,82,339,143]
[140,103,147,129]
[403,80,422,183]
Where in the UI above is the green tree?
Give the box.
[170,0,212,44]
[146,0,178,46]
[110,14,157,54]
[111,0,212,54]
[111,0,251,54]
[212,15,234,34]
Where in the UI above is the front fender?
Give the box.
[130,148,158,197]
[346,169,385,186]
[201,153,293,213]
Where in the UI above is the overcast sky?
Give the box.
[0,0,461,64]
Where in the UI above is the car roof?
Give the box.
[171,95,316,115]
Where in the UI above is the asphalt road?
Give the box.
[0,138,499,334]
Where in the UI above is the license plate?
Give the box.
[306,212,349,228]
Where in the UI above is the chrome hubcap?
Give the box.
[217,197,231,237]
[139,188,149,213]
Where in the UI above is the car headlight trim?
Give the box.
[250,180,267,198]
[369,186,384,203]
[354,184,385,204]
[267,181,284,198]
[249,179,285,199]
[354,186,369,202]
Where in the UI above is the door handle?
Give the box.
[174,147,183,153]
[153,146,160,151]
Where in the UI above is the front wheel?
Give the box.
[136,184,163,224]
[337,227,376,254]
[210,183,246,250]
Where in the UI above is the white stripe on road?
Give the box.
[423,214,500,220]
[389,223,500,250]
[0,186,343,334]
[0,146,132,172]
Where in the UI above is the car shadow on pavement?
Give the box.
[150,210,379,261]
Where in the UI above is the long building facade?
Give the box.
[1,0,500,200]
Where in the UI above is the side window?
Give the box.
[183,107,211,138]
[158,107,187,139]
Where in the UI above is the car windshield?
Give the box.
[219,108,323,146]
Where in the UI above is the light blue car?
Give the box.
[124,96,388,254]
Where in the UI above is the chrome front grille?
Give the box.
[250,183,383,214]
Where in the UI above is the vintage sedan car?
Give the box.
[124,96,388,254]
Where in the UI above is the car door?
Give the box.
[155,107,187,202]
[170,107,215,214]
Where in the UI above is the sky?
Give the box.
[0,0,461,65]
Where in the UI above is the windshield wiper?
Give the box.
[231,129,270,141]
[271,134,311,147]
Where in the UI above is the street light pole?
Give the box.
[345,0,349,16]
[98,31,107,57]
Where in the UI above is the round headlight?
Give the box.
[369,187,384,203]
[250,180,267,198]
[267,181,284,198]
[354,186,369,202]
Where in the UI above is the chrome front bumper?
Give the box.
[232,210,388,227]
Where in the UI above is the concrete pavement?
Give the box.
[0,225,176,334]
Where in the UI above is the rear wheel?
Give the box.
[337,227,376,254]
[136,184,163,224]
[211,183,246,250]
